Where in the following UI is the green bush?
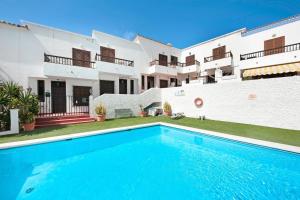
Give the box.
[0,81,39,130]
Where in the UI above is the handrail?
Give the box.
[240,43,300,60]
[95,53,134,67]
[204,51,232,63]
[44,53,95,68]
[149,60,200,67]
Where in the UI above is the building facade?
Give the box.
[0,15,299,115]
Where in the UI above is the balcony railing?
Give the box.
[95,54,134,67]
[204,51,232,63]
[44,53,95,68]
[240,43,300,61]
[149,60,200,67]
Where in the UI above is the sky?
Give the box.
[1,0,299,48]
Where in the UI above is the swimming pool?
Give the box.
[0,125,299,199]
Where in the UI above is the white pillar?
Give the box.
[10,109,19,134]
[215,68,223,82]
[89,95,94,117]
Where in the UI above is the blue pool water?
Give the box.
[0,125,299,200]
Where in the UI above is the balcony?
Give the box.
[43,54,98,80]
[202,52,233,70]
[94,54,135,76]
[148,60,178,76]
[176,60,200,74]
[239,43,300,69]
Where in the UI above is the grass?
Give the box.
[0,116,300,146]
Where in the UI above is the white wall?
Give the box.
[91,88,161,119]
[161,76,300,130]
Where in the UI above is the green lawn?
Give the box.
[0,116,300,146]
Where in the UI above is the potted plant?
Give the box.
[163,102,172,116]
[18,90,39,131]
[139,104,147,117]
[95,103,106,122]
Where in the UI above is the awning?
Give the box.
[243,62,300,78]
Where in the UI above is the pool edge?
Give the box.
[0,122,299,154]
[160,122,300,154]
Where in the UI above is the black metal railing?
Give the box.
[95,54,134,67]
[149,60,200,67]
[38,95,89,117]
[44,53,95,68]
[204,51,233,63]
[240,43,300,60]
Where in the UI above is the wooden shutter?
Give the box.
[264,36,285,55]
[72,48,91,67]
[100,46,115,63]
[213,46,226,60]
[159,54,168,66]
[185,55,195,66]
[170,56,178,65]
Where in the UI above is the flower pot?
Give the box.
[23,121,35,131]
[164,111,172,116]
[96,115,106,122]
[140,111,147,117]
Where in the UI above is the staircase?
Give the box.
[35,115,95,128]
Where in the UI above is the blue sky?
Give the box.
[1,0,299,48]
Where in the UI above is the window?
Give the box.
[158,54,168,66]
[185,55,195,66]
[170,56,178,66]
[130,80,134,94]
[213,46,226,60]
[37,80,45,102]
[73,86,91,106]
[264,36,285,55]
[141,75,145,90]
[72,48,91,67]
[100,46,115,63]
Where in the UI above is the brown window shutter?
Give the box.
[100,46,115,63]
[185,55,195,66]
[72,48,91,67]
[264,36,285,55]
[213,46,226,60]
[158,54,168,66]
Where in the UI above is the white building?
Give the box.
[0,15,299,116]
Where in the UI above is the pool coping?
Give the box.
[0,122,299,153]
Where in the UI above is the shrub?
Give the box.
[163,102,172,113]
[0,81,22,130]
[0,81,39,129]
[95,104,106,116]
[18,90,39,124]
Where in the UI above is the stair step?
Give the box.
[36,117,94,124]
[36,119,95,128]
[36,115,90,122]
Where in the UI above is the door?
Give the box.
[119,79,127,94]
[100,80,115,95]
[160,80,168,88]
[72,48,91,67]
[170,56,178,66]
[130,80,134,94]
[100,46,115,63]
[159,54,168,66]
[212,46,226,60]
[51,81,66,113]
[185,55,195,66]
[170,78,178,87]
[147,76,155,89]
